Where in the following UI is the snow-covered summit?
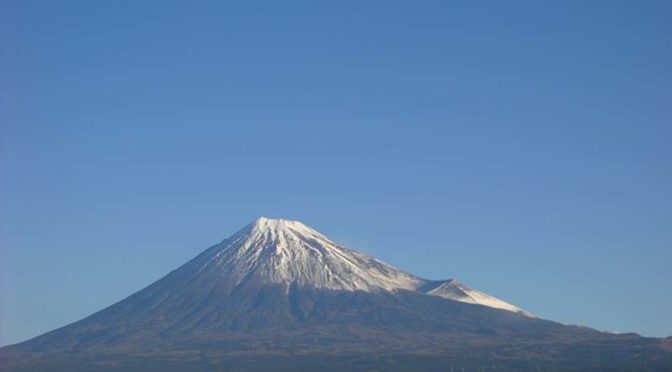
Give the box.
[194,217,533,316]
[199,217,424,292]
[245,216,316,237]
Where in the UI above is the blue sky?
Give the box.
[1,0,671,345]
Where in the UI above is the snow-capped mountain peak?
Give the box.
[198,217,424,292]
[246,216,320,240]
[192,217,533,316]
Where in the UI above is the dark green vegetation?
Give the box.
[3,350,672,372]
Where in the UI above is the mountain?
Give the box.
[1,217,670,371]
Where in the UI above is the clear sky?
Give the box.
[1,0,671,346]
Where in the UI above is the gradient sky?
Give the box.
[1,0,671,346]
